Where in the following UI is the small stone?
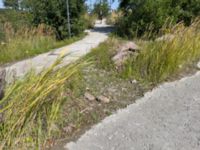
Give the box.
[63,124,75,133]
[197,62,200,69]
[84,92,96,101]
[50,123,59,131]
[118,41,140,52]
[131,79,137,84]
[96,96,110,103]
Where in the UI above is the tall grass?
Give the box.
[0,57,85,149]
[0,23,85,65]
[122,20,200,84]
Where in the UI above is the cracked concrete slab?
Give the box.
[65,71,200,150]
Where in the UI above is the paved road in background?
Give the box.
[5,21,112,83]
[66,71,200,150]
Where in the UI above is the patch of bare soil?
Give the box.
[47,66,146,150]
[47,63,200,150]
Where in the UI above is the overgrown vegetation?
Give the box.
[0,9,32,41]
[0,23,85,65]
[92,0,110,19]
[117,0,200,38]
[122,20,200,84]
[0,58,85,149]
[88,20,200,85]
[2,0,87,39]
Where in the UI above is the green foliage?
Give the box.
[3,0,19,10]
[0,9,32,40]
[84,13,97,29]
[0,23,85,65]
[85,38,117,70]
[117,0,200,38]
[23,0,86,39]
[0,58,85,149]
[121,21,200,83]
[92,0,110,19]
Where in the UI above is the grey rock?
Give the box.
[84,92,96,101]
[112,41,140,68]
[117,41,140,52]
[96,95,110,103]
[63,124,75,134]
[130,79,137,84]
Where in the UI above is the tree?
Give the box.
[3,0,19,10]
[21,0,86,39]
[117,0,200,38]
[92,0,110,19]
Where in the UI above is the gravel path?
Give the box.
[65,71,200,150]
[4,22,112,83]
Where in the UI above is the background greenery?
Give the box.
[117,0,200,38]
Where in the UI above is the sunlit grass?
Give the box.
[0,57,86,149]
[122,20,200,83]
[0,23,85,65]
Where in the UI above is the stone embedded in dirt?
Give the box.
[197,62,200,69]
[112,50,133,67]
[117,41,140,52]
[63,124,75,133]
[84,92,96,101]
[156,34,175,42]
[0,67,6,100]
[50,123,59,132]
[130,79,138,84]
[112,41,140,68]
[96,96,110,103]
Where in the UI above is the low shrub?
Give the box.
[117,0,200,38]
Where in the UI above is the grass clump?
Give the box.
[0,58,85,149]
[85,37,121,71]
[122,20,200,84]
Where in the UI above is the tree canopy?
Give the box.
[92,0,110,19]
[3,0,87,39]
[117,0,200,37]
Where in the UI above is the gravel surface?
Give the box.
[65,71,200,150]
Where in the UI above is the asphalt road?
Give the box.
[65,71,200,150]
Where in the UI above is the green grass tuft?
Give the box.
[0,57,86,149]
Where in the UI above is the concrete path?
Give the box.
[65,71,200,150]
[4,22,112,83]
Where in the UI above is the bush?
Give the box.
[0,9,32,40]
[84,14,97,29]
[117,0,200,38]
[24,0,86,39]
[122,20,200,83]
